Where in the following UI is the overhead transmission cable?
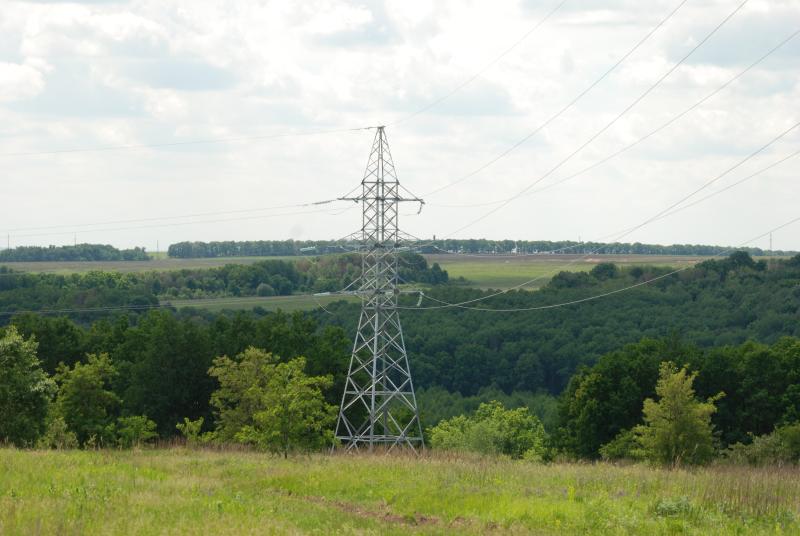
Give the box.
[404,214,800,313]
[441,0,751,240]
[422,0,691,197]
[0,126,374,158]
[432,26,800,209]
[4,204,358,241]
[389,0,569,126]
[1,198,354,235]
[418,143,800,259]
[398,117,800,309]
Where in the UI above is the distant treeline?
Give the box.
[167,239,797,258]
[0,244,150,262]
[168,240,353,258]
[0,253,448,316]
[418,239,796,257]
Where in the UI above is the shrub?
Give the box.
[116,416,158,448]
[37,415,79,450]
[428,401,549,460]
[725,423,800,466]
[176,417,206,446]
[599,429,641,461]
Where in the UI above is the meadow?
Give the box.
[426,253,702,289]
[0,448,797,535]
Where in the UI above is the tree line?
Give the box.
[3,311,799,466]
[168,239,797,258]
[1,251,799,465]
[0,253,448,315]
[0,244,150,262]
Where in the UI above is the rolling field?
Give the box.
[0,256,305,275]
[1,448,798,535]
[426,254,704,289]
[0,253,711,312]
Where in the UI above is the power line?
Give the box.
[431,26,800,209]
[389,0,569,126]
[3,204,358,241]
[421,0,691,197]
[0,198,351,235]
[440,0,751,240]
[397,117,800,309]
[401,214,800,312]
[0,126,374,158]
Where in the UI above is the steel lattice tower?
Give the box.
[335,126,424,452]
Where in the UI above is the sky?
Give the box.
[0,0,799,252]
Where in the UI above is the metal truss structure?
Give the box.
[334,126,425,452]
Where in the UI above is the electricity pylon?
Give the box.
[334,126,424,452]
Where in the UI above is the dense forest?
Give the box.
[1,251,799,455]
[0,244,150,262]
[168,239,796,258]
[317,252,800,396]
[0,253,448,315]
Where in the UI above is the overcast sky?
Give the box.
[1,0,799,251]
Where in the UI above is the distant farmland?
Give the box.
[424,253,704,289]
[0,253,712,312]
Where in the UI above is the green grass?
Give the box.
[0,256,307,275]
[427,254,705,289]
[1,448,797,535]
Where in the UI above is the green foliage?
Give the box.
[556,338,682,458]
[54,353,120,447]
[0,243,149,262]
[557,336,800,458]
[176,417,206,446]
[36,414,78,450]
[115,416,158,448]
[725,422,800,466]
[599,428,641,461]
[169,238,795,258]
[634,363,722,467]
[417,385,559,432]
[0,326,53,446]
[119,311,216,436]
[0,252,445,313]
[428,401,549,460]
[209,347,335,456]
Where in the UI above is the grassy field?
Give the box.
[427,254,703,289]
[0,256,304,275]
[1,448,798,535]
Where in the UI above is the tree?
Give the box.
[54,353,120,447]
[208,347,335,456]
[0,327,54,446]
[634,362,722,467]
[428,401,549,460]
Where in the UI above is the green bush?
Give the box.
[176,417,206,446]
[725,423,800,466]
[599,429,641,461]
[428,401,549,460]
[37,415,79,450]
[116,416,158,448]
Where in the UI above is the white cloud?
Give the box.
[0,0,799,251]
[0,61,45,101]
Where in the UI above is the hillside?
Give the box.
[1,449,797,535]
